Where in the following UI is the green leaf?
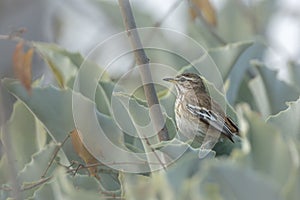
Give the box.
[0,101,44,172]
[164,115,177,140]
[3,79,156,174]
[0,183,10,200]
[287,62,300,91]
[120,172,173,200]
[249,62,300,118]
[3,78,77,163]
[71,61,110,99]
[212,136,241,157]
[226,42,266,105]
[99,81,115,102]
[18,143,59,199]
[197,161,283,200]
[165,149,209,198]
[159,89,176,120]
[208,41,253,81]
[242,105,300,197]
[34,42,110,89]
[115,92,150,125]
[108,92,139,142]
[2,79,122,182]
[284,164,300,200]
[152,138,204,160]
[0,155,9,185]
[34,42,80,88]
[71,174,102,192]
[235,75,258,110]
[268,98,300,140]
[30,168,105,200]
[112,92,152,138]
[18,143,58,183]
[95,84,111,116]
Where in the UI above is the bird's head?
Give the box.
[163,73,207,94]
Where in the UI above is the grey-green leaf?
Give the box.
[268,98,300,140]
[249,62,300,118]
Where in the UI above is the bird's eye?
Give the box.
[179,77,186,82]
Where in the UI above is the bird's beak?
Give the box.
[163,77,175,83]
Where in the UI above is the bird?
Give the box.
[163,73,240,156]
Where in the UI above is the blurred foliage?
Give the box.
[1,0,300,199]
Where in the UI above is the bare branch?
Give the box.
[41,133,71,178]
[22,176,52,191]
[144,137,167,170]
[118,0,169,141]
[0,176,52,192]
[128,0,184,69]
[0,28,32,47]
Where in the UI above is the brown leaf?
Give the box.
[23,48,33,92]
[13,41,24,78]
[12,41,33,93]
[189,0,217,26]
[70,129,100,178]
[189,6,198,21]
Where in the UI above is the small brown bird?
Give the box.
[163,73,240,154]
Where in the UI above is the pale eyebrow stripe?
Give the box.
[175,76,195,81]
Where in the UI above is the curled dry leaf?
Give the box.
[189,0,217,26]
[70,129,100,179]
[12,41,33,93]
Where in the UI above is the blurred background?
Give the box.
[1,1,300,198]
[1,0,300,127]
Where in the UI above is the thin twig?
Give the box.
[22,176,53,191]
[118,0,169,141]
[41,133,71,178]
[64,160,162,171]
[144,137,167,170]
[0,28,33,47]
[0,185,12,191]
[66,164,117,175]
[0,176,52,192]
[1,175,124,199]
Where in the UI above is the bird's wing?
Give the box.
[186,104,235,142]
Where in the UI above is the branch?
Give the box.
[144,137,167,170]
[0,28,32,47]
[127,0,184,69]
[0,177,52,192]
[22,176,52,191]
[118,0,169,141]
[41,133,71,178]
